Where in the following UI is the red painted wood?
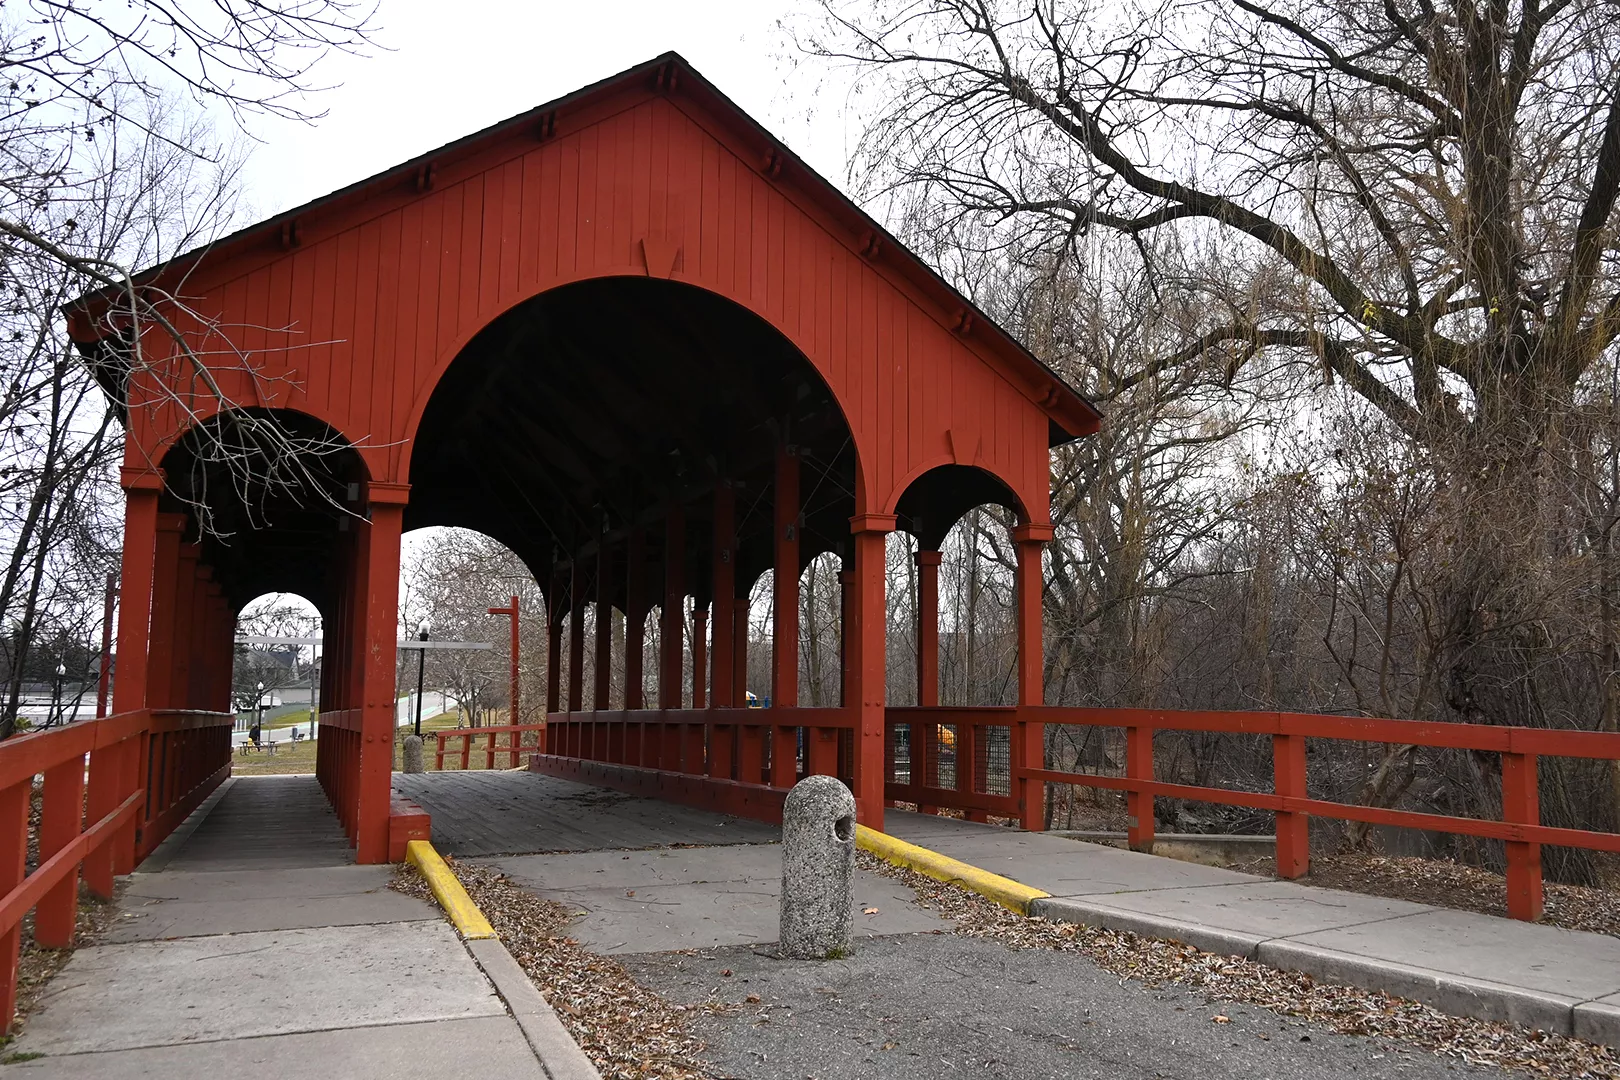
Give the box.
[568,559,585,714]
[711,484,736,709]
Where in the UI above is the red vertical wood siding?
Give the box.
[124,94,1059,523]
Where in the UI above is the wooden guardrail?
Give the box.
[0,708,234,1033]
[432,724,549,770]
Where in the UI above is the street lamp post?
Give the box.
[487,597,519,725]
[48,662,65,728]
[414,625,429,737]
[256,680,266,739]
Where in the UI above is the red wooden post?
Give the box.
[595,539,613,712]
[1273,733,1310,878]
[486,729,496,770]
[661,505,686,711]
[460,733,471,770]
[772,441,799,785]
[692,607,708,710]
[435,735,445,770]
[567,558,586,714]
[1503,752,1544,921]
[95,571,116,718]
[1126,724,1155,852]
[625,528,646,713]
[487,596,521,724]
[847,515,894,827]
[92,473,161,893]
[712,484,736,708]
[1013,526,1051,831]
[35,755,87,947]
[732,596,750,708]
[688,606,708,774]
[172,543,199,709]
[356,483,407,863]
[145,514,185,714]
[915,549,941,812]
[0,777,27,1034]
[545,570,564,716]
[957,720,984,822]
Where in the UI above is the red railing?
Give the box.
[0,708,233,1032]
[884,705,1620,922]
[528,701,1620,923]
[432,724,549,770]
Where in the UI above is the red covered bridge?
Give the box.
[71,53,1097,864]
[7,53,1619,1032]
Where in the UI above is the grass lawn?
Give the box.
[227,712,540,775]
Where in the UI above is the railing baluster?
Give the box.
[0,778,27,1034]
[35,756,87,947]
[1126,724,1155,852]
[1273,732,1309,878]
[1503,752,1543,921]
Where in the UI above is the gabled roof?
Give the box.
[75,52,1101,443]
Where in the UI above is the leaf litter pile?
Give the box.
[857,851,1620,1079]
[392,861,720,1080]
[397,852,1620,1080]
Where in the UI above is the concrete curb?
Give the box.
[466,936,603,1080]
[1034,894,1620,1044]
[856,824,1050,914]
[405,839,497,940]
[1031,896,1268,959]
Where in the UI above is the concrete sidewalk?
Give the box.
[8,776,596,1079]
[884,810,1620,1043]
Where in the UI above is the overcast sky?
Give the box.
[238,0,856,220]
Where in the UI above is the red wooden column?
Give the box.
[661,505,685,709]
[691,607,708,710]
[145,513,186,710]
[1012,525,1052,831]
[660,505,686,769]
[567,558,585,714]
[846,514,894,828]
[711,485,736,708]
[771,441,799,785]
[171,544,199,708]
[734,585,760,782]
[91,474,163,891]
[624,527,647,764]
[356,482,408,864]
[545,576,563,717]
[915,549,941,812]
[711,484,737,780]
[687,605,708,774]
[595,543,614,711]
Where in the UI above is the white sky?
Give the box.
[237,0,857,221]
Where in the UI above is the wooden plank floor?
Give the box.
[391,771,779,856]
[159,775,355,872]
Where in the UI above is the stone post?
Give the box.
[402,734,425,774]
[779,774,856,959]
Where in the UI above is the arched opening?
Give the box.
[400,526,549,735]
[403,276,864,782]
[231,592,323,767]
[890,464,1033,823]
[159,409,370,618]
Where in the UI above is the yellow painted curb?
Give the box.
[856,824,1051,915]
[405,839,497,940]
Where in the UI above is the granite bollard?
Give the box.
[779,774,857,959]
[402,734,425,773]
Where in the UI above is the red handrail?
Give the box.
[432,724,549,770]
[0,708,234,1033]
